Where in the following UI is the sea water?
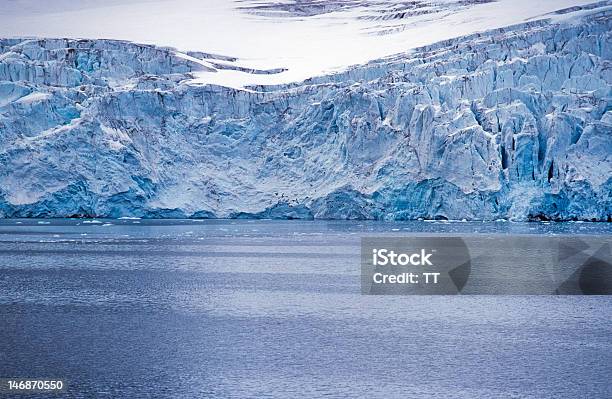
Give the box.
[0,219,610,398]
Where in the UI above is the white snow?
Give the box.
[0,0,603,87]
[15,92,52,104]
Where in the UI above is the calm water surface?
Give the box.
[0,219,610,398]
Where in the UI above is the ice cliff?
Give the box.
[0,7,610,220]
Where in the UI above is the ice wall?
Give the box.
[0,10,610,220]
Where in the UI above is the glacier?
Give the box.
[0,0,603,87]
[0,6,610,220]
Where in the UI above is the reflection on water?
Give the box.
[0,219,611,398]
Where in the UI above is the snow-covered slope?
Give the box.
[0,4,610,220]
[0,0,605,87]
